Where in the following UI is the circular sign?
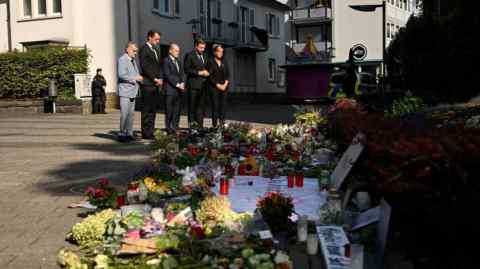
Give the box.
[352,44,367,61]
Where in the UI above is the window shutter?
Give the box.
[249,9,255,42]
[265,13,269,34]
[174,0,180,15]
[249,9,254,26]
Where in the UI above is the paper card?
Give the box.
[330,133,365,189]
[259,230,273,239]
[327,256,351,267]
[350,206,381,231]
[317,226,350,246]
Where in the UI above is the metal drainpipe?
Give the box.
[6,0,12,51]
[127,0,132,41]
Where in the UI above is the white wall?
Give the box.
[0,0,8,52]
[74,0,130,95]
[332,0,383,63]
[9,0,74,51]
[248,1,287,93]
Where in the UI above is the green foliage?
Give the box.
[0,48,89,99]
[385,92,426,117]
[387,2,480,104]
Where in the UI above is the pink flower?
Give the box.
[98,178,110,186]
[85,186,95,196]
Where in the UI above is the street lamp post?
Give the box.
[349,1,387,100]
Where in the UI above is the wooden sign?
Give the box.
[331,133,365,189]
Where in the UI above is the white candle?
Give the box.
[297,215,308,242]
[307,234,319,255]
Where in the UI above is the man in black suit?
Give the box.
[163,43,185,133]
[138,30,163,139]
[184,39,209,128]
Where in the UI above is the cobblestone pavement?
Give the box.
[0,105,294,269]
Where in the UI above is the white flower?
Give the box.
[274,251,290,264]
[176,166,197,186]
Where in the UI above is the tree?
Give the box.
[387,0,480,104]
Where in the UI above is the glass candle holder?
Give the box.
[297,215,308,242]
[295,173,304,188]
[288,175,295,188]
[306,234,319,255]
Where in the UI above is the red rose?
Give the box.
[94,188,106,198]
[98,178,110,186]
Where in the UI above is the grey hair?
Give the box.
[169,43,180,50]
[125,41,137,49]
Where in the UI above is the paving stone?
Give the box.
[0,106,294,268]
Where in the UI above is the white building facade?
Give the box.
[288,0,417,74]
[0,0,289,107]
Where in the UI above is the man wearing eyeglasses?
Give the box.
[117,42,143,143]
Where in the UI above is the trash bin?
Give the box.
[44,79,58,113]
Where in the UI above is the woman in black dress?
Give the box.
[207,45,230,128]
[91,68,107,114]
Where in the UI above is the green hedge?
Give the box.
[0,48,89,99]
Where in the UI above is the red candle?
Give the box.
[287,175,295,188]
[345,244,351,258]
[295,173,304,188]
[220,178,229,195]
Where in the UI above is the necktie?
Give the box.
[131,59,137,71]
[150,46,158,61]
[199,54,204,64]
[174,58,180,72]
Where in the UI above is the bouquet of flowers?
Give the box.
[85,178,118,209]
[257,192,294,234]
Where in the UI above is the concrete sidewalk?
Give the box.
[0,105,295,268]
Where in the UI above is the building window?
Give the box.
[23,0,32,17]
[153,0,179,17]
[265,13,280,37]
[387,23,391,38]
[268,58,276,82]
[52,0,62,14]
[38,0,47,15]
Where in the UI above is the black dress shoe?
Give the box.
[118,136,129,143]
[127,135,140,141]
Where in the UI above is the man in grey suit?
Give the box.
[117,42,143,142]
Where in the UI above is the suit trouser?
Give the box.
[209,86,227,127]
[119,97,135,136]
[141,85,160,137]
[165,92,182,132]
[187,85,207,128]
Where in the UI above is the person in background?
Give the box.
[184,39,209,128]
[117,42,143,143]
[207,45,230,128]
[91,68,107,114]
[163,43,185,134]
[139,30,163,139]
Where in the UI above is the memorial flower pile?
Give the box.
[60,111,343,269]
